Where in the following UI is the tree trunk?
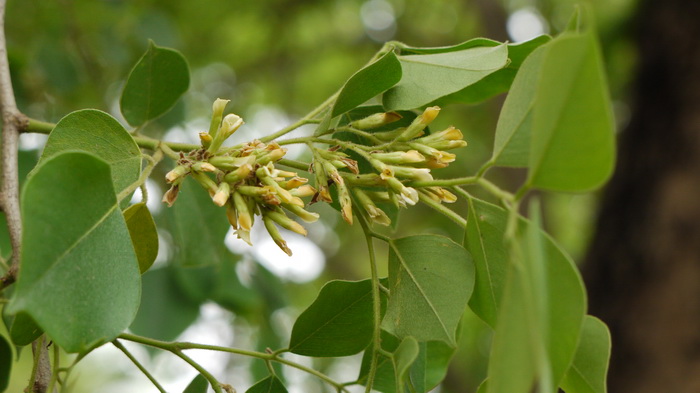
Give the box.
[583,0,700,392]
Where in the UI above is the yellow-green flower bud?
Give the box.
[291,184,316,198]
[220,113,244,139]
[233,192,253,231]
[224,163,253,184]
[284,203,320,223]
[208,98,230,138]
[354,189,391,226]
[426,139,468,151]
[370,150,425,165]
[349,111,402,130]
[212,182,231,207]
[337,181,353,225]
[425,187,457,203]
[390,166,433,181]
[256,148,287,165]
[199,132,213,148]
[165,165,189,183]
[209,155,255,171]
[385,177,418,206]
[311,160,332,203]
[263,215,292,256]
[192,162,217,173]
[265,209,307,236]
[191,172,218,196]
[226,203,238,228]
[399,106,440,141]
[278,177,308,190]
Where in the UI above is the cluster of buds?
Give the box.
[163,99,319,256]
[163,99,468,255]
[312,106,467,227]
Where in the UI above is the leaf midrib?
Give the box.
[390,241,451,342]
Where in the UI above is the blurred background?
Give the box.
[3,0,699,392]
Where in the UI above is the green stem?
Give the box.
[418,192,466,227]
[112,340,167,393]
[356,212,383,393]
[48,341,60,393]
[174,349,223,393]
[116,150,163,202]
[118,333,348,392]
[408,176,479,188]
[259,118,322,144]
[26,335,44,393]
[477,177,514,203]
[27,118,55,134]
[276,158,310,171]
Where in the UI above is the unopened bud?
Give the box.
[425,187,457,203]
[192,162,217,173]
[265,210,308,236]
[371,150,426,165]
[279,177,308,190]
[337,182,353,225]
[354,189,391,226]
[208,98,230,138]
[391,166,433,181]
[426,139,468,151]
[291,184,316,198]
[256,148,287,165]
[191,172,218,196]
[284,203,320,223]
[212,183,231,207]
[224,163,253,184]
[263,216,292,256]
[400,106,441,141]
[350,112,403,129]
[233,192,253,231]
[220,114,244,139]
[420,126,463,143]
[166,165,189,183]
[385,177,418,206]
[226,203,238,228]
[199,132,213,148]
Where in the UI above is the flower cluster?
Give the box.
[163,99,319,256]
[315,106,467,226]
[163,99,468,255]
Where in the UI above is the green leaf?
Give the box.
[560,316,611,393]
[358,330,456,393]
[246,376,288,393]
[7,152,141,353]
[0,334,11,391]
[394,336,420,393]
[8,312,43,346]
[39,109,142,199]
[436,36,551,106]
[129,267,200,342]
[464,198,510,327]
[123,203,159,273]
[477,379,489,393]
[383,235,474,346]
[477,198,586,393]
[120,41,190,126]
[383,44,508,110]
[526,32,615,191]
[289,279,382,357]
[183,374,209,393]
[490,44,547,167]
[331,51,402,117]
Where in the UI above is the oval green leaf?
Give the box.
[7,152,141,353]
[383,44,508,110]
[40,109,142,199]
[0,334,11,391]
[120,41,190,126]
[183,374,209,393]
[246,376,288,393]
[331,51,402,117]
[123,202,159,273]
[289,279,382,357]
[383,235,474,346]
[527,32,615,191]
[560,316,611,393]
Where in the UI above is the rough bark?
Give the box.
[584,0,700,392]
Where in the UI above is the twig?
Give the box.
[112,340,167,393]
[0,0,25,290]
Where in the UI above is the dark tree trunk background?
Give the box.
[584,0,700,392]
